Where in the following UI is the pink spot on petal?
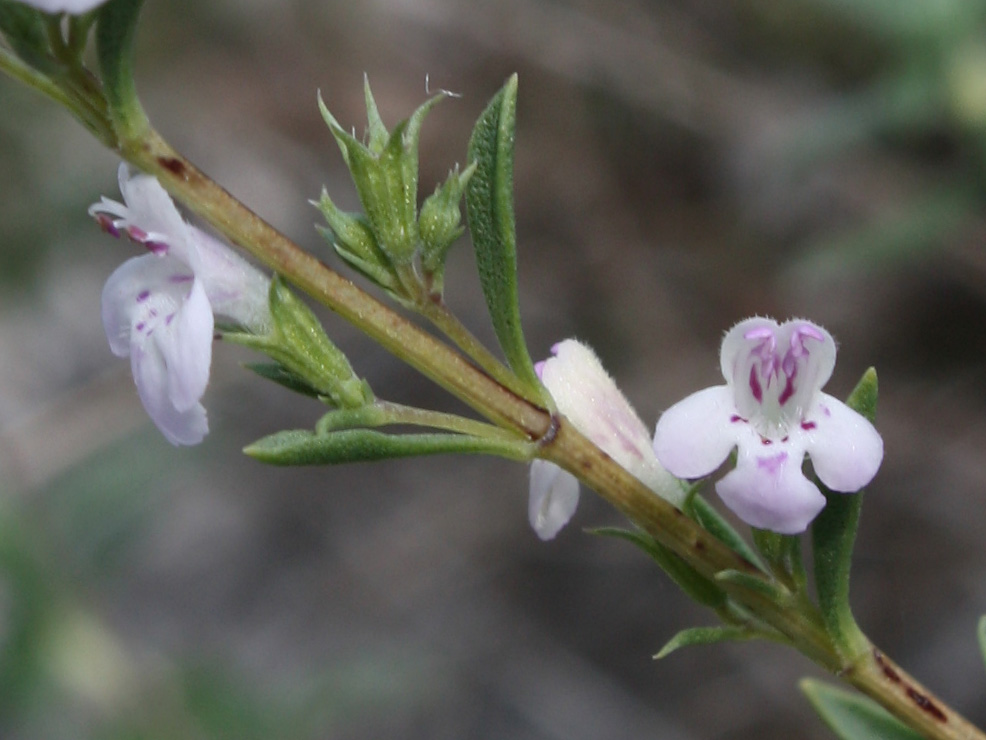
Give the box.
[801,421,816,431]
[136,290,150,302]
[757,452,788,475]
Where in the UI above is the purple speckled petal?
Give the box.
[715,438,825,534]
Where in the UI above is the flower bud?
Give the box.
[419,162,476,292]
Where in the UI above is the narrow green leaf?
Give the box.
[654,626,756,659]
[800,679,923,740]
[242,362,322,399]
[590,527,725,609]
[465,74,540,393]
[0,2,56,73]
[686,493,767,572]
[812,368,878,656]
[245,429,530,466]
[715,569,791,604]
[978,615,986,675]
[752,528,807,591]
[95,0,148,140]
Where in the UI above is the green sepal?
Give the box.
[715,569,792,605]
[227,276,371,409]
[812,368,878,657]
[685,492,767,573]
[313,190,402,294]
[589,527,726,609]
[977,615,986,674]
[245,428,529,466]
[242,362,323,399]
[800,679,924,740]
[752,528,807,591]
[318,86,447,267]
[95,0,148,141]
[465,74,541,393]
[0,2,57,74]
[362,75,388,154]
[654,626,757,660]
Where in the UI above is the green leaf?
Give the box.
[715,569,792,605]
[752,528,807,591]
[800,679,924,740]
[685,492,767,573]
[590,527,725,609]
[654,626,757,659]
[245,429,529,466]
[242,362,322,399]
[0,2,56,74]
[465,74,541,393]
[812,368,878,657]
[95,0,148,140]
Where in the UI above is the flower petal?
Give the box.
[115,165,194,255]
[159,279,214,412]
[529,460,580,540]
[803,393,883,492]
[715,440,825,534]
[189,228,271,332]
[540,339,682,504]
[101,254,191,357]
[17,0,106,12]
[130,329,209,446]
[653,385,738,479]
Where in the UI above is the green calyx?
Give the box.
[318,79,446,267]
[317,78,470,300]
[313,189,402,295]
[228,276,372,410]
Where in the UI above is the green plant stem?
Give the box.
[114,127,983,740]
[0,47,113,146]
[419,299,541,404]
[374,401,527,442]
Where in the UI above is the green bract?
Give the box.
[227,276,371,410]
[317,78,450,288]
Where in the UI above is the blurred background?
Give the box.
[2,0,986,737]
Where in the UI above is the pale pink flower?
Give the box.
[653,318,883,534]
[530,339,683,540]
[92,165,270,445]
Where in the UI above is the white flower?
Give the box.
[16,0,107,13]
[92,165,270,446]
[530,339,683,540]
[653,317,883,534]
